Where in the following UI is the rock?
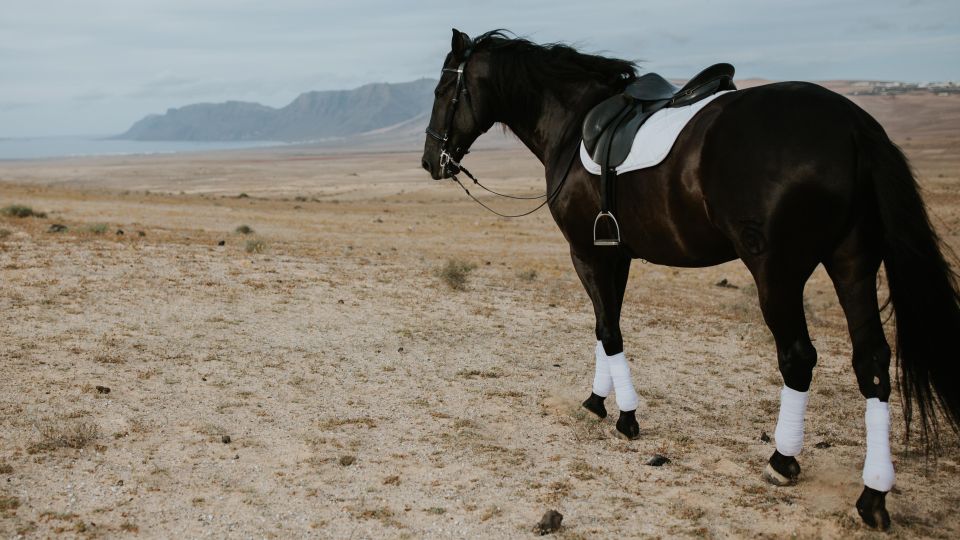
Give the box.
[646,454,670,467]
[116,229,124,236]
[48,223,68,233]
[397,347,404,353]
[339,455,356,466]
[221,435,231,444]
[715,278,739,289]
[814,441,831,449]
[760,431,771,443]
[536,510,563,535]
[95,385,111,394]
[217,240,225,246]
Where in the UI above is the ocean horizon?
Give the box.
[0,135,287,161]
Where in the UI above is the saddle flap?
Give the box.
[582,94,631,156]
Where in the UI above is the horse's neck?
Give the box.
[501,84,610,169]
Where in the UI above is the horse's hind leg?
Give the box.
[570,249,639,439]
[825,233,893,530]
[749,263,819,487]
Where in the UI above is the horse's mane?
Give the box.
[471,30,637,119]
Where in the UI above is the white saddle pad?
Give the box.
[579,90,735,175]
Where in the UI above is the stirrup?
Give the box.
[593,211,621,246]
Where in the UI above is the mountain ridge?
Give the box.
[116,78,437,142]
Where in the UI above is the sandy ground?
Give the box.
[2,97,960,538]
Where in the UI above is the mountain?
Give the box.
[116,79,437,142]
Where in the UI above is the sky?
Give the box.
[1,0,958,138]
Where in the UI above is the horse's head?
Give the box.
[421,29,495,180]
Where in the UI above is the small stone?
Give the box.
[337,299,345,304]
[234,454,240,460]
[715,278,739,289]
[116,479,124,486]
[536,510,563,535]
[398,347,404,353]
[221,435,231,444]
[116,229,124,236]
[217,240,225,246]
[760,431,771,443]
[95,385,111,394]
[552,364,560,368]
[646,454,670,467]
[814,441,831,449]
[339,455,356,466]
[48,223,68,233]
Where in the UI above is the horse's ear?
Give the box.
[450,28,473,59]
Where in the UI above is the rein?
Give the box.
[447,142,579,218]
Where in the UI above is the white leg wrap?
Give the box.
[863,398,895,492]
[591,341,613,398]
[607,351,639,412]
[774,386,809,457]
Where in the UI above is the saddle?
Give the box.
[582,63,736,246]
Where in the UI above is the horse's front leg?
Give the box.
[570,248,639,439]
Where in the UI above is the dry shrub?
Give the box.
[1,204,46,218]
[245,238,267,253]
[517,269,538,281]
[30,419,99,452]
[0,495,20,515]
[235,224,254,234]
[84,223,109,235]
[437,258,476,290]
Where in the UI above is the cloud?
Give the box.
[1,0,958,136]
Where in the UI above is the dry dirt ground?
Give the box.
[2,96,960,539]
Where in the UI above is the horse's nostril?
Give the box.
[421,158,431,172]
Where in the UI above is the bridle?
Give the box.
[424,50,475,178]
[424,45,578,218]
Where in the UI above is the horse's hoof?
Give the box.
[582,393,607,419]
[856,486,891,531]
[762,450,800,486]
[614,410,640,440]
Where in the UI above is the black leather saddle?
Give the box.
[582,63,736,246]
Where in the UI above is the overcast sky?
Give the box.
[2,0,958,137]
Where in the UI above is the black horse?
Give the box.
[422,29,960,530]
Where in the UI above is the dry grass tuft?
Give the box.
[437,258,476,290]
[245,238,267,253]
[517,269,538,281]
[29,419,99,452]
[1,204,46,218]
[0,495,20,515]
[84,223,109,235]
[235,224,254,235]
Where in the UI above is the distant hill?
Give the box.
[116,77,960,149]
[116,79,437,142]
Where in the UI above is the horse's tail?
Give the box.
[868,126,960,448]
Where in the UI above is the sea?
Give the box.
[0,136,286,161]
